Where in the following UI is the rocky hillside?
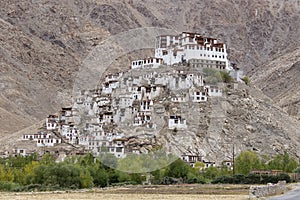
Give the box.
[0,0,299,155]
[250,48,300,120]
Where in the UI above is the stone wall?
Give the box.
[249,181,286,199]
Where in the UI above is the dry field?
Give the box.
[0,184,250,200]
[0,193,249,200]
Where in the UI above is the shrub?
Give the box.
[244,174,260,184]
[241,76,250,85]
[277,173,291,183]
[211,176,234,184]
[0,181,20,191]
[220,71,233,83]
[232,174,245,184]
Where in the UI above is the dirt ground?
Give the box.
[0,193,249,200]
[0,184,250,200]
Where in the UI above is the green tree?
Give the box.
[80,153,95,167]
[203,166,221,180]
[99,153,118,169]
[293,166,300,173]
[235,151,262,174]
[23,161,40,185]
[151,169,165,184]
[29,163,93,189]
[40,153,55,165]
[165,159,191,179]
[194,161,205,172]
[0,165,14,182]
[268,152,298,173]
[90,166,108,187]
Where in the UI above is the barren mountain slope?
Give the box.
[0,0,299,137]
[250,48,300,120]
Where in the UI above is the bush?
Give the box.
[220,71,233,83]
[211,173,290,184]
[211,176,234,184]
[244,174,260,184]
[241,76,250,85]
[261,175,278,184]
[29,163,93,189]
[277,173,291,183]
[0,181,20,191]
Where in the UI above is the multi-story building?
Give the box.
[154,32,229,69]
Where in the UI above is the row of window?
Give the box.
[192,64,226,70]
[132,59,161,66]
[24,135,50,139]
[37,139,57,143]
[191,60,226,64]
[185,45,225,52]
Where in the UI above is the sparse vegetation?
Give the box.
[241,76,250,85]
[203,68,233,84]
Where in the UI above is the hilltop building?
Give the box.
[131,32,229,70]
[154,32,229,69]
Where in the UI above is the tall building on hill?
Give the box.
[154,32,229,69]
[131,32,229,70]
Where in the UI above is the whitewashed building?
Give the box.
[206,85,222,97]
[171,94,188,102]
[168,115,187,129]
[102,80,119,94]
[23,132,62,147]
[46,115,59,130]
[131,57,163,69]
[154,32,229,69]
[61,124,79,144]
[133,111,152,126]
[190,90,208,102]
[109,137,127,158]
[181,154,203,167]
